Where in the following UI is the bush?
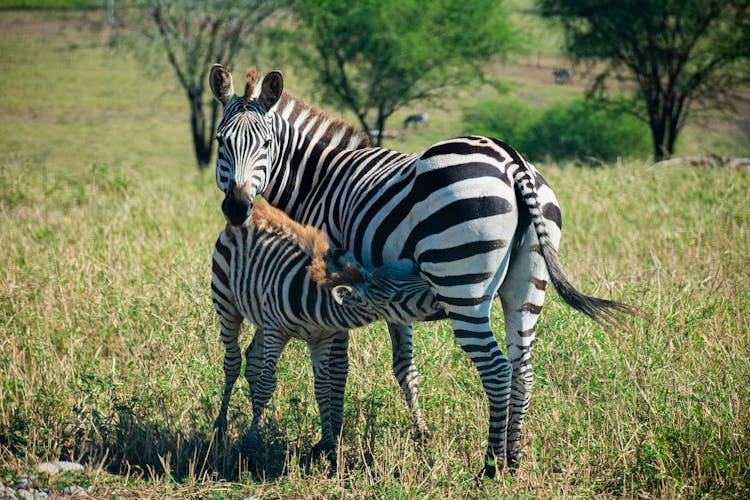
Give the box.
[462,97,651,164]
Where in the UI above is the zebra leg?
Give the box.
[308,336,336,464]
[327,330,349,444]
[244,327,265,397]
[387,322,428,438]
[449,306,512,478]
[241,331,288,458]
[499,228,550,468]
[213,311,244,440]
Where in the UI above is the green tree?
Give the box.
[121,0,282,168]
[284,0,514,146]
[537,0,750,161]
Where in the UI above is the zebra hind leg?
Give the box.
[448,307,512,478]
[244,327,265,400]
[319,330,349,472]
[306,334,338,470]
[499,212,556,468]
[387,322,428,439]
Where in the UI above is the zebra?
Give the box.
[208,65,641,476]
[403,113,429,129]
[211,200,440,464]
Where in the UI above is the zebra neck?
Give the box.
[262,115,366,227]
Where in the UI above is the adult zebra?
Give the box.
[209,65,639,476]
[212,201,439,465]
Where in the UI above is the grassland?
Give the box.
[1,8,749,498]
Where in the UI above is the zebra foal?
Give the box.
[211,201,439,463]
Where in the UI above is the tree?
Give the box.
[284,0,515,146]
[537,0,750,161]
[126,0,283,168]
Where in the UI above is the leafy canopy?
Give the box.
[537,0,750,160]
[285,0,515,145]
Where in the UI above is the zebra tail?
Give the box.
[512,163,645,328]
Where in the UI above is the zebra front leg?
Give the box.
[241,331,288,459]
[387,322,428,439]
[449,309,512,478]
[213,312,243,442]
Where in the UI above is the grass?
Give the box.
[1,8,749,498]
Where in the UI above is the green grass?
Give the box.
[2,9,749,498]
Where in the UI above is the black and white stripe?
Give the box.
[209,65,639,475]
[211,202,438,460]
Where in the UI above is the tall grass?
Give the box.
[1,9,748,498]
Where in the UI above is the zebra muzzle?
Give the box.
[222,181,254,226]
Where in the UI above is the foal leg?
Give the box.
[213,311,243,439]
[241,331,288,458]
[387,322,428,437]
[309,336,335,457]
[327,330,349,447]
[244,327,265,397]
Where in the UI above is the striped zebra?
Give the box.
[211,200,439,464]
[208,65,640,476]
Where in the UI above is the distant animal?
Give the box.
[403,113,429,128]
[209,64,640,477]
[553,68,573,84]
[211,201,440,465]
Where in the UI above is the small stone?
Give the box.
[14,477,31,489]
[0,485,18,500]
[17,489,34,500]
[63,485,85,496]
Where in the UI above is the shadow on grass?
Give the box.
[79,404,295,483]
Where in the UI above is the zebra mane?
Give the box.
[250,202,365,289]
[243,67,371,149]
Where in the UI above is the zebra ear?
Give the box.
[332,285,364,306]
[210,64,235,106]
[259,71,284,112]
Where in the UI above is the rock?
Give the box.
[0,485,18,500]
[37,461,84,474]
[63,485,86,496]
[17,489,35,500]
[13,477,31,489]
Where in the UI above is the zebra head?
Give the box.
[332,259,435,317]
[209,64,284,226]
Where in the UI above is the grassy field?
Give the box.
[1,8,749,498]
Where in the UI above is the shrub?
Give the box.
[462,97,651,164]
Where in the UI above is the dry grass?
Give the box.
[1,8,749,498]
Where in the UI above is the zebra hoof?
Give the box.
[506,447,523,470]
[303,441,337,471]
[478,458,503,479]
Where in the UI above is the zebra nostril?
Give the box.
[222,192,253,226]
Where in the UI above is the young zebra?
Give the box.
[211,200,440,462]
[208,65,641,476]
